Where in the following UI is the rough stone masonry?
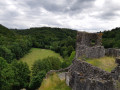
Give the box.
[65,59,116,90]
[76,32,105,58]
[65,31,120,90]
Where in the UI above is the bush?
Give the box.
[32,56,61,76]
[62,51,75,68]
[43,57,61,70]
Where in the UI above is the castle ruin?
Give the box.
[46,31,120,90]
[65,31,120,90]
[76,32,105,58]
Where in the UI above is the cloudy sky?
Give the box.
[0,0,120,32]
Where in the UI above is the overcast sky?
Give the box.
[0,0,120,32]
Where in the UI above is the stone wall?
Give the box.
[66,59,116,90]
[76,32,105,58]
[76,45,105,58]
[105,48,120,57]
[77,32,102,46]
[64,31,120,90]
[111,57,120,81]
[70,72,115,90]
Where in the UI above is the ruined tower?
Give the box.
[76,32,105,58]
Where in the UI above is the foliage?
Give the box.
[0,24,76,64]
[0,24,75,90]
[69,51,75,62]
[0,57,15,90]
[0,46,13,63]
[44,56,61,70]
[11,60,30,90]
[102,27,120,48]
[62,51,75,68]
[29,71,46,90]
[15,27,77,58]
[32,56,61,76]
[0,57,31,90]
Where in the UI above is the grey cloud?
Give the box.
[0,0,120,32]
[24,0,95,14]
[99,11,120,20]
[68,0,95,12]
[94,0,120,20]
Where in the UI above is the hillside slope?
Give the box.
[0,24,15,37]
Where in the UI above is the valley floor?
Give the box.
[20,48,63,69]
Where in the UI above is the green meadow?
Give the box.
[20,48,63,69]
[86,56,117,72]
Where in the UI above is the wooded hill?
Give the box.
[0,24,77,63]
[0,24,77,90]
[102,27,120,48]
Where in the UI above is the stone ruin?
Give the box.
[76,32,105,59]
[65,31,120,90]
[46,31,120,90]
[66,59,116,90]
[105,48,120,57]
[111,57,120,81]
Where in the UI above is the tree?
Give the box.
[11,60,30,90]
[45,57,61,70]
[0,57,15,90]
[31,59,45,76]
[0,46,13,63]
[67,46,74,56]
[29,71,46,90]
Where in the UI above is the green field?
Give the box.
[86,56,117,72]
[20,48,63,69]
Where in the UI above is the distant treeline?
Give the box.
[15,27,77,58]
[102,27,120,48]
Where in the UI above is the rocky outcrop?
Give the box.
[105,48,120,57]
[65,59,116,90]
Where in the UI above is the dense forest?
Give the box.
[14,27,77,58]
[1,24,120,90]
[102,27,120,48]
[0,24,77,90]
